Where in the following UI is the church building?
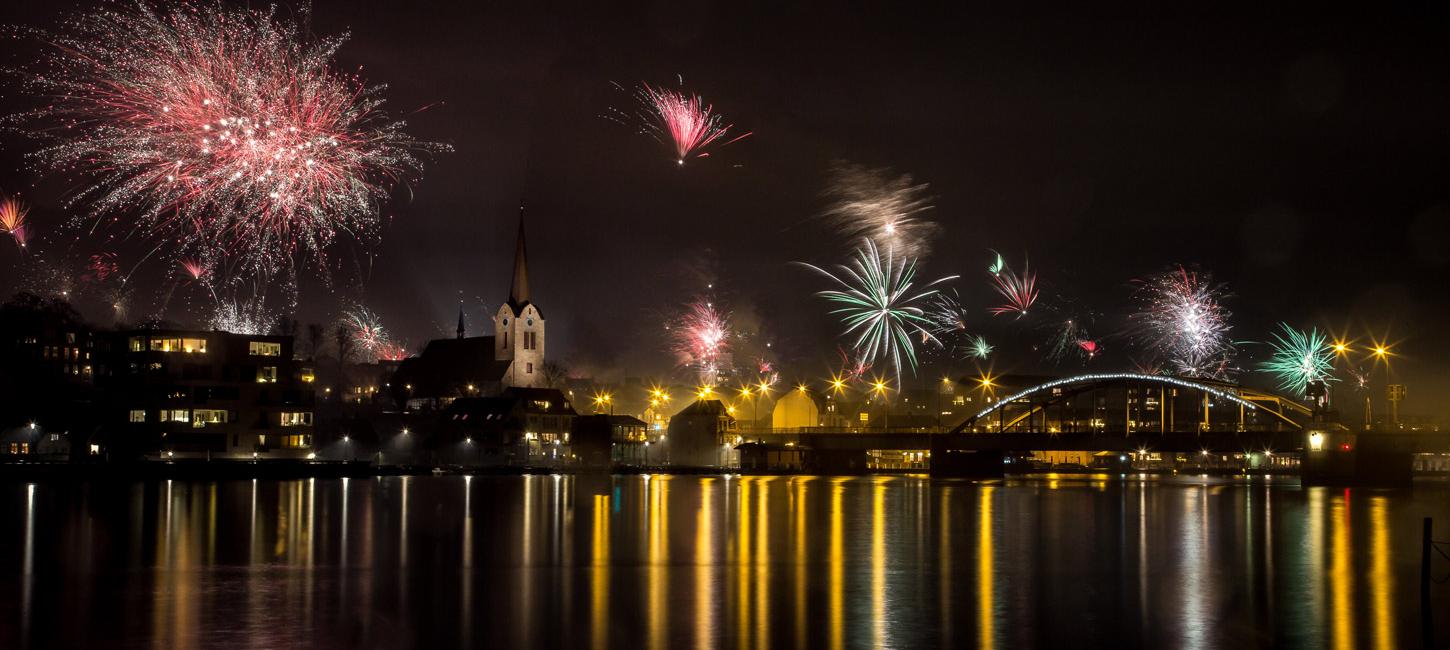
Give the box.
[392,217,549,410]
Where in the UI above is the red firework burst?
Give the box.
[13,0,447,276]
[0,197,28,248]
[988,264,1038,317]
[637,82,751,164]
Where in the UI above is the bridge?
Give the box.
[739,373,1314,452]
[730,373,1448,481]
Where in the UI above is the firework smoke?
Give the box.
[821,162,940,258]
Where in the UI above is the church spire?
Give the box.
[456,301,466,339]
[509,208,530,307]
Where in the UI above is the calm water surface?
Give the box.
[2,474,1448,648]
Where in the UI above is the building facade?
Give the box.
[100,330,316,459]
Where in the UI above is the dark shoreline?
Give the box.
[0,460,1305,481]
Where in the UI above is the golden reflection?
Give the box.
[828,478,846,650]
[696,478,716,647]
[647,476,669,650]
[793,477,811,649]
[754,479,770,650]
[872,479,886,649]
[978,485,996,650]
[1330,491,1353,650]
[592,493,610,650]
[736,477,752,650]
[1369,496,1394,650]
[152,480,200,649]
[939,486,952,647]
[1307,487,1325,637]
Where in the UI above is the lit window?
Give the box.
[192,409,228,427]
[129,336,146,352]
[149,337,184,352]
[280,412,313,427]
[128,409,146,423]
[282,435,309,448]
[300,368,315,383]
[248,341,282,356]
[859,412,870,423]
[181,338,207,353]
[160,409,190,423]
[257,366,278,383]
[89,444,100,455]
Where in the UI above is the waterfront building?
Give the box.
[572,414,651,467]
[393,217,547,409]
[770,387,821,430]
[439,386,578,465]
[666,399,740,467]
[98,329,315,460]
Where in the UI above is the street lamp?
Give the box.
[1369,341,1397,427]
[872,379,890,431]
[593,392,614,415]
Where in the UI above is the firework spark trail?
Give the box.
[631,81,750,164]
[1260,323,1336,396]
[341,305,404,361]
[7,0,447,279]
[179,258,208,282]
[800,240,958,381]
[988,251,1005,275]
[968,335,993,360]
[988,261,1037,317]
[821,162,940,258]
[1076,339,1101,361]
[0,197,29,248]
[1132,265,1234,378]
[209,299,273,335]
[927,289,970,335]
[84,253,120,283]
[376,341,409,362]
[671,297,732,384]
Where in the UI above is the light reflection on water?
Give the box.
[2,474,1448,648]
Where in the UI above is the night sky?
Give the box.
[2,3,1448,417]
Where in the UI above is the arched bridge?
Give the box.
[956,373,1311,434]
[942,372,1314,454]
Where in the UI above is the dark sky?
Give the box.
[2,3,1449,418]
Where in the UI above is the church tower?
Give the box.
[495,215,545,388]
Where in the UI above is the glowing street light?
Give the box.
[593,392,614,415]
[871,378,891,431]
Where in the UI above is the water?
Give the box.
[2,474,1448,648]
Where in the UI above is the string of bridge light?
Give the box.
[971,373,1261,422]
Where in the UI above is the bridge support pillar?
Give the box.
[1302,428,1414,486]
[929,435,1004,478]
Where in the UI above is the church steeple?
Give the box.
[456,301,466,339]
[508,210,530,309]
